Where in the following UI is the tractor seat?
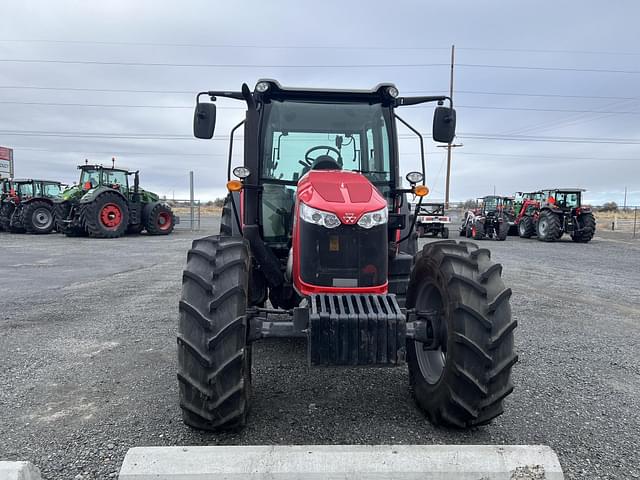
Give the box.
[311,155,342,171]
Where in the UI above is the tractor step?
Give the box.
[308,293,406,366]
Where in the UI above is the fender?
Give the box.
[20,197,54,207]
[79,185,128,204]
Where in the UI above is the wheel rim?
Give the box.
[100,203,123,228]
[414,281,446,384]
[472,226,477,237]
[33,208,53,230]
[539,218,548,236]
[157,211,172,231]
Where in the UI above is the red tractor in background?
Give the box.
[513,189,595,242]
[513,191,543,238]
[536,189,596,242]
[179,80,516,432]
[459,195,509,241]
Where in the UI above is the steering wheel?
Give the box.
[303,145,343,170]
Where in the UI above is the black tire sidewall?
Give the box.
[84,192,129,238]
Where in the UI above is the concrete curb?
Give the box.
[0,461,43,480]
[118,444,564,479]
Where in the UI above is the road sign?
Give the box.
[0,146,14,177]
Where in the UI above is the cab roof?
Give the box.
[11,178,61,184]
[78,164,131,173]
[255,78,398,104]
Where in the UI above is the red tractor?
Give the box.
[535,189,596,242]
[459,196,509,241]
[178,80,516,431]
[513,191,543,238]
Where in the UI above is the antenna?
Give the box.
[85,158,88,165]
[112,157,116,168]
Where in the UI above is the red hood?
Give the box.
[297,170,387,224]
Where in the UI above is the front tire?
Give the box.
[518,217,535,238]
[177,236,252,431]
[472,220,485,240]
[145,203,175,235]
[441,227,449,239]
[406,241,516,428]
[81,192,129,238]
[537,211,562,242]
[23,201,55,234]
[571,213,596,243]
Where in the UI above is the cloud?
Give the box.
[1,0,639,204]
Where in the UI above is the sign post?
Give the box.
[0,146,14,178]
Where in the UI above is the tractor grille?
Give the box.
[308,293,406,366]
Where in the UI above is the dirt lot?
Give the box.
[1,220,639,479]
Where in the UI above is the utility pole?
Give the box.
[444,44,455,209]
[189,171,195,232]
[623,186,627,211]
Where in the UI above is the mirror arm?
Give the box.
[394,114,426,186]
[227,120,246,181]
[396,95,451,107]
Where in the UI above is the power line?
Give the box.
[458,63,640,75]
[458,133,640,145]
[0,58,448,69]
[3,58,640,74]
[2,39,639,56]
[3,129,640,145]
[454,151,639,162]
[2,84,637,102]
[4,100,640,116]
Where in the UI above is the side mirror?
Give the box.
[433,107,456,143]
[193,103,216,139]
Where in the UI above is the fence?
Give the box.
[165,199,201,231]
[599,207,638,239]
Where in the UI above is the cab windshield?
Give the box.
[80,169,101,188]
[261,101,392,185]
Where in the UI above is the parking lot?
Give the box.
[1,221,639,479]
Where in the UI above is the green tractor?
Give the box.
[0,178,62,234]
[54,163,176,238]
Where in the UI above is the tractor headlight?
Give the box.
[300,203,341,229]
[357,207,388,229]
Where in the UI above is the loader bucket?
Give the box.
[118,444,564,479]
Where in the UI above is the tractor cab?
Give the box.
[540,188,584,213]
[181,80,516,432]
[76,164,133,193]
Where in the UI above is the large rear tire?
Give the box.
[22,201,55,234]
[177,236,252,431]
[571,212,596,243]
[81,192,129,238]
[406,241,516,428]
[536,210,562,242]
[145,203,175,235]
[517,217,535,238]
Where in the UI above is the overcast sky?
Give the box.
[1,0,639,205]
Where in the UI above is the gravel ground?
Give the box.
[0,221,639,479]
